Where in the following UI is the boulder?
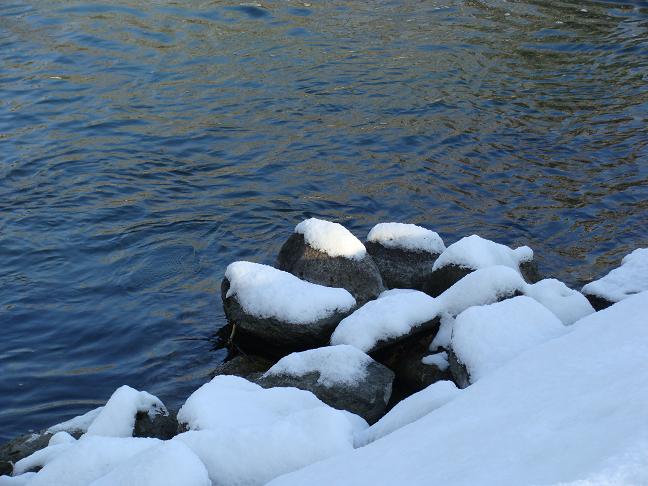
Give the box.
[210,354,275,382]
[583,293,614,311]
[133,409,179,440]
[277,233,384,304]
[365,241,439,290]
[257,345,394,424]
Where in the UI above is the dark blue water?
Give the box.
[1,0,647,441]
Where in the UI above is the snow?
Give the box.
[582,248,648,303]
[268,292,648,486]
[421,351,449,370]
[432,234,533,272]
[263,345,373,387]
[367,223,445,254]
[47,406,103,434]
[330,290,440,352]
[524,278,594,325]
[435,265,526,316]
[85,385,166,438]
[429,312,454,351]
[89,440,210,486]
[354,381,459,447]
[225,261,356,324]
[452,296,566,382]
[295,218,366,260]
[48,431,76,446]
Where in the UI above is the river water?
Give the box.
[1,0,647,441]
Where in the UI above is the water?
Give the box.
[1,0,647,441]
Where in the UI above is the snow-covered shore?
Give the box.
[2,218,647,486]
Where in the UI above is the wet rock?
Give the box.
[583,293,614,311]
[277,233,384,304]
[133,410,179,440]
[210,354,275,382]
[365,241,440,290]
[222,278,353,358]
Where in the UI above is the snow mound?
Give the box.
[263,345,373,387]
[85,385,166,437]
[367,223,445,254]
[47,406,103,434]
[436,265,526,316]
[524,278,594,325]
[268,292,648,486]
[225,261,356,324]
[421,351,449,370]
[330,290,440,352]
[432,234,533,272]
[582,248,648,303]
[452,296,566,382]
[354,381,459,447]
[295,218,366,260]
[89,440,210,486]
[48,431,76,446]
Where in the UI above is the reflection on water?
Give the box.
[0,0,647,440]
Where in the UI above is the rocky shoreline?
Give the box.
[2,218,646,485]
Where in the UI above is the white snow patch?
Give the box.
[89,440,210,486]
[582,248,648,303]
[432,234,533,272]
[331,290,440,352]
[48,431,76,446]
[263,345,373,387]
[47,406,103,434]
[225,261,356,324]
[354,381,459,447]
[295,218,366,260]
[367,223,445,254]
[85,385,166,438]
[421,351,449,370]
[524,278,594,325]
[452,296,566,382]
[0,473,36,485]
[429,312,454,351]
[268,292,648,486]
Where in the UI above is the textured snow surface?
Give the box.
[367,223,445,254]
[47,407,103,434]
[355,381,459,447]
[295,218,366,260]
[330,290,440,352]
[582,248,648,302]
[452,296,566,382]
[263,345,373,387]
[269,292,648,486]
[85,385,166,438]
[225,261,356,324]
[524,278,594,325]
[421,351,449,370]
[432,235,533,272]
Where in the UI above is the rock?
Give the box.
[448,349,471,389]
[133,410,179,440]
[210,354,275,382]
[583,293,614,311]
[277,233,385,304]
[257,346,394,424]
[519,259,541,283]
[222,278,353,358]
[415,263,475,297]
[365,241,439,290]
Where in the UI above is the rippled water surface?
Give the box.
[1,0,647,440]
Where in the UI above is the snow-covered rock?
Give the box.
[582,248,648,310]
[277,218,384,304]
[365,223,445,289]
[268,292,648,486]
[47,407,103,435]
[450,296,566,386]
[222,261,356,356]
[524,278,594,325]
[331,290,440,354]
[354,381,459,447]
[258,345,394,423]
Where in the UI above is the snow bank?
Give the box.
[269,292,648,486]
[85,385,166,437]
[432,234,532,272]
[355,381,459,447]
[524,278,594,325]
[225,261,356,324]
[263,345,373,387]
[295,218,366,260]
[582,248,648,303]
[330,290,440,352]
[367,223,445,254]
[452,296,565,382]
[47,407,103,434]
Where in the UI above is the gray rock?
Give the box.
[447,349,471,389]
[133,410,179,440]
[258,359,394,424]
[582,293,614,311]
[365,241,440,290]
[277,233,385,304]
[222,278,353,358]
[366,315,441,356]
[210,354,275,382]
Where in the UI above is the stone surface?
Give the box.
[210,354,275,382]
[277,233,384,304]
[583,292,614,311]
[133,410,179,440]
[448,349,471,389]
[222,278,352,358]
[365,241,440,290]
